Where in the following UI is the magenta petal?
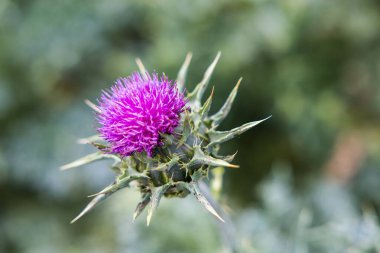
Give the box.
[97,72,186,157]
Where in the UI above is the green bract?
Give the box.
[61,52,269,225]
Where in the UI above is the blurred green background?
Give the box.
[1,0,380,252]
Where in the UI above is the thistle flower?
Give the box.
[97,72,186,157]
[61,52,270,225]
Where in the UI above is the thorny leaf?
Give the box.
[71,174,148,223]
[133,193,152,221]
[89,174,148,197]
[189,146,239,169]
[84,99,101,113]
[213,151,238,163]
[185,180,224,222]
[60,152,120,171]
[135,58,148,78]
[199,87,214,118]
[177,112,193,148]
[193,87,214,131]
[71,193,108,224]
[187,52,221,108]
[77,135,103,144]
[176,53,192,91]
[151,156,179,172]
[207,116,271,148]
[146,184,171,226]
[209,78,242,129]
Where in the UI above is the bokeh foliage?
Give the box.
[1,0,380,252]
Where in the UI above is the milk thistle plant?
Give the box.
[62,52,269,225]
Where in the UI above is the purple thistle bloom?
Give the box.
[98,72,186,157]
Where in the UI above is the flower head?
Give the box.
[98,72,186,157]
[64,53,269,225]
